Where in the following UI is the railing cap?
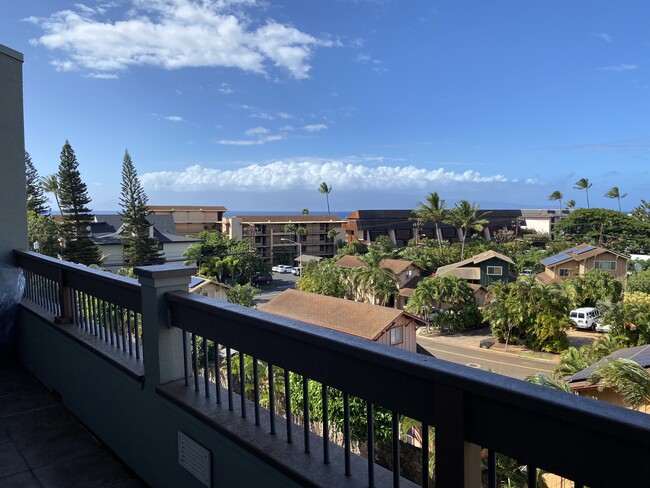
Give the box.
[134,263,196,280]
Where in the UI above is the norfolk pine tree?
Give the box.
[119,150,163,266]
[57,141,102,265]
[25,152,50,215]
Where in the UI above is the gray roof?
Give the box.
[567,344,650,383]
[190,276,206,288]
[95,214,178,234]
[90,214,198,245]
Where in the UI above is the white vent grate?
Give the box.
[178,431,211,487]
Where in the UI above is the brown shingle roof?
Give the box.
[334,255,365,269]
[334,256,420,275]
[259,289,425,340]
[380,258,420,275]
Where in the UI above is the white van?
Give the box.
[569,307,600,330]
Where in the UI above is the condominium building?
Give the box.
[224,214,345,262]
[148,205,227,235]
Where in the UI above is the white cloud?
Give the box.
[595,33,613,43]
[277,112,293,119]
[252,112,275,120]
[355,52,387,73]
[598,63,638,72]
[244,126,269,136]
[86,72,118,79]
[28,0,331,79]
[218,82,234,94]
[217,134,284,145]
[303,123,328,132]
[164,115,185,122]
[141,159,512,192]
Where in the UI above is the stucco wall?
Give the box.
[18,306,302,488]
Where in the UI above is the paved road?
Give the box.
[417,335,557,380]
[254,272,298,305]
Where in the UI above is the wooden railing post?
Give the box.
[434,384,482,487]
[54,267,73,324]
[135,264,196,388]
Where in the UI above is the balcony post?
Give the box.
[135,264,196,387]
[434,384,482,487]
[0,44,27,266]
[54,267,73,324]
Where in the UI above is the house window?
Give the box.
[595,261,616,271]
[320,223,327,231]
[559,268,571,277]
[406,269,413,278]
[389,326,403,345]
[320,234,325,241]
[486,266,502,276]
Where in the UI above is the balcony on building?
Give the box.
[2,43,650,488]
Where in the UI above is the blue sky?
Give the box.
[2,1,649,213]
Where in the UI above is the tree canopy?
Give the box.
[483,277,572,352]
[554,208,650,254]
[57,141,101,265]
[25,152,49,215]
[405,275,479,332]
[118,150,163,267]
[184,230,270,282]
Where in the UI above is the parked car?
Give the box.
[251,273,273,286]
[594,318,613,333]
[291,267,301,276]
[272,265,292,273]
[569,307,600,330]
[519,269,536,276]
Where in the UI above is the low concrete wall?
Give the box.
[17,304,301,488]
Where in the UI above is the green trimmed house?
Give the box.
[436,250,515,287]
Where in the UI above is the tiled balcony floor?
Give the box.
[0,361,148,488]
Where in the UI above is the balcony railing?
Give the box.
[13,250,650,488]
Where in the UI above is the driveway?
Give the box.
[254,271,298,305]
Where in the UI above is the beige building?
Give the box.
[520,209,570,236]
[259,289,425,353]
[189,276,231,301]
[225,215,345,262]
[537,243,628,284]
[148,205,227,235]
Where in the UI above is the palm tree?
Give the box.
[548,191,563,215]
[589,358,650,410]
[604,186,627,212]
[525,373,574,393]
[445,200,489,259]
[352,252,399,306]
[318,181,333,214]
[553,346,590,379]
[566,199,576,210]
[413,192,446,251]
[41,174,62,216]
[573,178,593,208]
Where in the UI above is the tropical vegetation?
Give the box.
[118,150,163,267]
[56,141,102,266]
